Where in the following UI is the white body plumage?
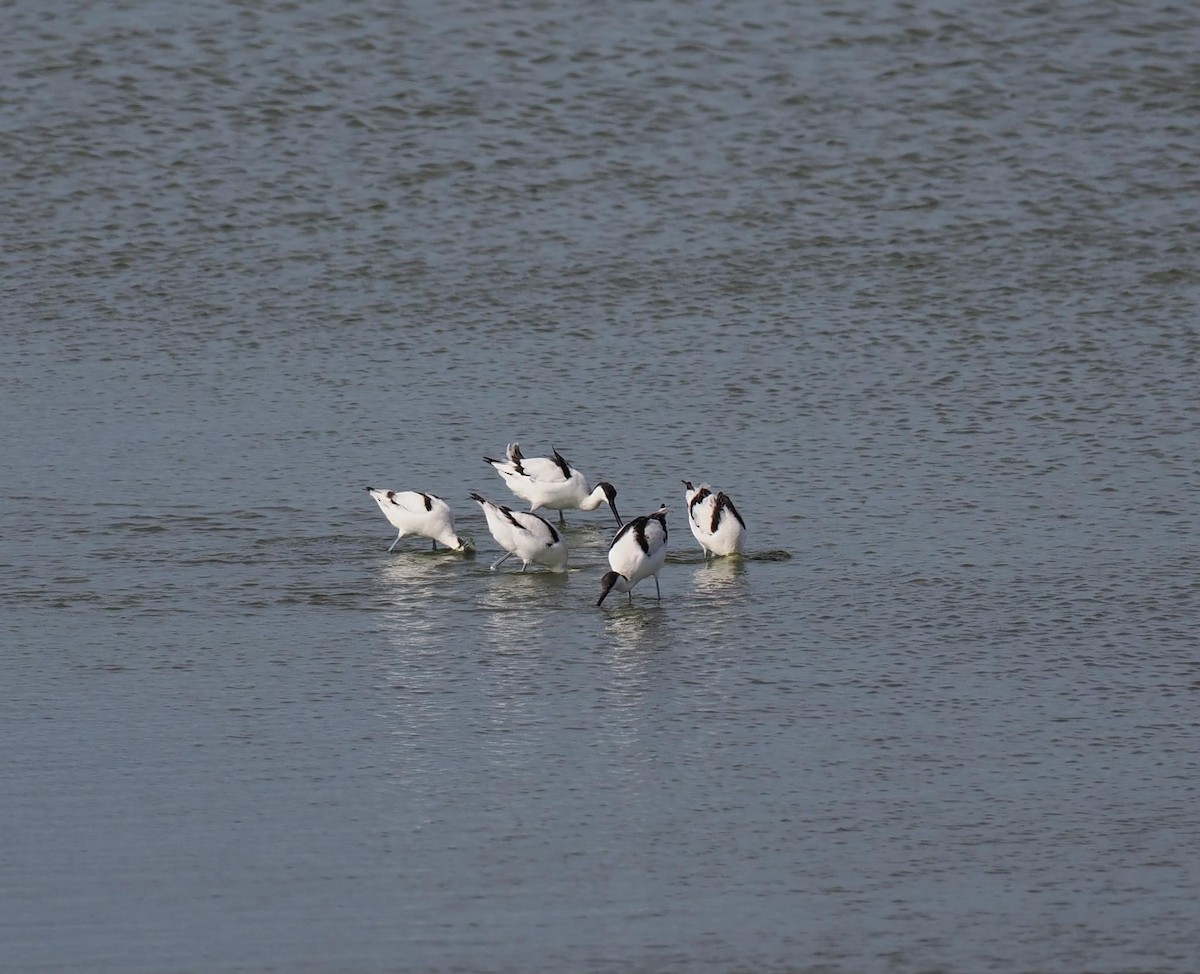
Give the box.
[484,442,622,526]
[471,492,569,573]
[682,481,746,558]
[366,488,470,552]
[597,506,669,605]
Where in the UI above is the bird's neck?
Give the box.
[579,486,606,510]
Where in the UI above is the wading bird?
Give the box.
[366,488,471,552]
[597,505,669,605]
[484,442,621,526]
[470,492,569,573]
[682,481,746,558]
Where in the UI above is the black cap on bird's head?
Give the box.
[682,480,693,490]
[596,570,623,606]
[597,481,622,527]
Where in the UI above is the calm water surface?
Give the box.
[3,1,1198,972]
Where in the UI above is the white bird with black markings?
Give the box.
[597,505,670,605]
[484,442,622,526]
[366,487,471,552]
[470,492,569,573]
[682,481,746,558]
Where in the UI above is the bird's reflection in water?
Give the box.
[690,555,748,599]
[601,604,673,703]
[602,602,670,655]
[478,569,569,652]
[374,550,478,685]
[597,604,678,764]
[375,554,470,663]
[376,548,468,591]
[465,571,575,772]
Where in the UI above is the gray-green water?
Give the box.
[3,1,1198,972]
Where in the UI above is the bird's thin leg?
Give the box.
[431,539,438,551]
[388,533,403,553]
[654,575,661,600]
[490,552,513,571]
[521,562,528,573]
[627,590,633,604]
[558,510,566,526]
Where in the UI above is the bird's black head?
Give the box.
[598,482,622,527]
[596,570,623,606]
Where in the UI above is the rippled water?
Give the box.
[3,0,1199,972]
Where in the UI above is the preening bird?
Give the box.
[682,481,746,558]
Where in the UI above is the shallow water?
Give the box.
[3,0,1199,972]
